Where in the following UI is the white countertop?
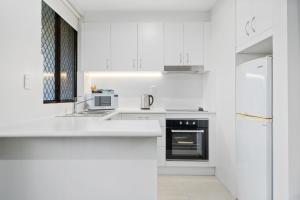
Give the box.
[116,107,216,114]
[108,107,215,116]
[0,107,215,138]
[100,107,215,120]
[0,118,162,138]
[116,107,166,114]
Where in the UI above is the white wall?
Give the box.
[87,74,205,109]
[209,0,236,196]
[287,0,300,199]
[0,0,79,127]
[272,0,289,199]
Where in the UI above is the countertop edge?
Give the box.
[105,108,216,117]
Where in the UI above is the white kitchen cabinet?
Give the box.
[164,23,184,66]
[236,0,252,48]
[121,113,166,167]
[157,146,166,166]
[251,0,272,37]
[82,21,205,71]
[236,0,272,50]
[138,23,164,71]
[82,23,111,71]
[183,23,204,66]
[164,22,204,66]
[111,23,138,71]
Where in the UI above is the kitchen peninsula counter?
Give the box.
[0,117,161,200]
[0,117,161,137]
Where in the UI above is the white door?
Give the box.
[82,23,110,71]
[138,23,164,71]
[236,56,272,118]
[164,23,184,66]
[236,0,252,47]
[251,0,272,37]
[111,23,138,71]
[236,115,272,200]
[183,23,204,66]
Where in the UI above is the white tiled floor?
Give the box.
[158,176,234,200]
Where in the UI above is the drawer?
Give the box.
[121,114,166,127]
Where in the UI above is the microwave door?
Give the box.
[95,96,111,107]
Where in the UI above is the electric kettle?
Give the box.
[141,94,154,110]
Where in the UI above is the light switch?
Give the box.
[24,74,31,90]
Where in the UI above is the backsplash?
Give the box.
[84,73,204,109]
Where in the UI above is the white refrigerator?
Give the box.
[236,56,272,200]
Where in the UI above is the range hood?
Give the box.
[163,65,205,73]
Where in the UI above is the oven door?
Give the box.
[166,128,208,160]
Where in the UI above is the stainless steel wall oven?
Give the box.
[166,119,209,161]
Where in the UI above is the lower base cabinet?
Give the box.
[121,113,166,167]
[120,112,216,175]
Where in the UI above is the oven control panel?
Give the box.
[166,120,208,129]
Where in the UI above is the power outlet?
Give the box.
[24,74,31,90]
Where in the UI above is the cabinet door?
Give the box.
[164,23,184,66]
[82,23,110,71]
[236,0,252,47]
[138,23,164,71]
[111,23,138,71]
[183,23,204,66]
[251,0,272,37]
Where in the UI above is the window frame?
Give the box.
[42,2,77,104]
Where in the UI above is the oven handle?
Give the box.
[171,130,205,133]
[177,141,194,144]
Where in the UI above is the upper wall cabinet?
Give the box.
[138,23,164,71]
[81,22,205,71]
[111,23,138,71]
[164,23,184,66]
[184,23,204,66]
[164,23,204,66]
[236,0,272,51]
[82,23,111,71]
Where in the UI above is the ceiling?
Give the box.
[68,0,217,13]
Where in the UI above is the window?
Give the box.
[41,1,77,103]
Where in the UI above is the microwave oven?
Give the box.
[86,92,119,110]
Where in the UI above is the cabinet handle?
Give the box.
[186,53,190,64]
[245,21,250,36]
[106,58,109,69]
[139,59,142,69]
[179,53,183,64]
[251,16,256,33]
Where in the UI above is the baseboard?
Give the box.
[158,166,215,176]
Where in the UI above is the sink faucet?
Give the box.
[73,96,93,114]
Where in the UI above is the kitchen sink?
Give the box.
[59,110,114,118]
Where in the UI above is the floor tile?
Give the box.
[158,176,234,200]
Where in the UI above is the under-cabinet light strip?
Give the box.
[87,71,163,78]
